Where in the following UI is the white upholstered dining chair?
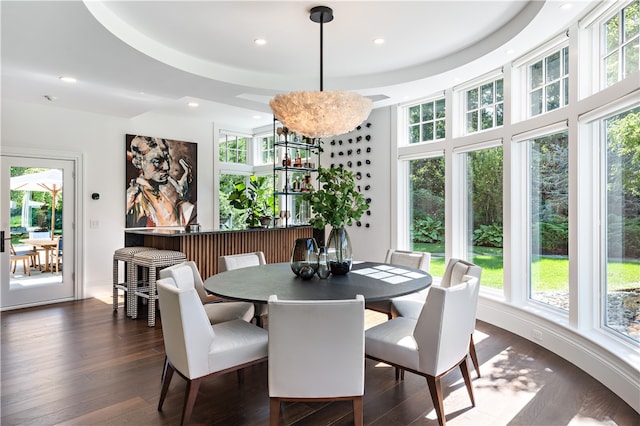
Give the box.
[365,278,480,426]
[156,278,268,426]
[391,258,482,377]
[219,252,268,326]
[159,261,255,324]
[267,295,365,426]
[365,249,431,319]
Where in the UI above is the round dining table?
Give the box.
[203,261,432,303]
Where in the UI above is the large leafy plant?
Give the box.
[303,166,369,229]
[229,175,274,227]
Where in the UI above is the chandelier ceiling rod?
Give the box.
[310,6,333,92]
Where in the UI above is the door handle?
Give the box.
[1,231,4,253]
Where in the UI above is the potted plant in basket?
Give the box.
[302,166,369,274]
[229,175,275,228]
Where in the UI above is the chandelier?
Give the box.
[269,6,372,139]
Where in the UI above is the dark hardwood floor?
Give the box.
[1,297,638,425]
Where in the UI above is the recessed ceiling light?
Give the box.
[373,38,385,45]
[188,102,199,108]
[252,115,262,120]
[506,49,515,55]
[254,38,267,46]
[59,76,77,83]
[560,3,572,10]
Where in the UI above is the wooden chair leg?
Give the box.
[161,356,168,383]
[395,367,405,380]
[269,398,281,426]
[426,375,446,426]
[158,362,175,411]
[237,368,244,384]
[181,377,202,426]
[459,358,476,407]
[469,335,480,378]
[353,395,364,426]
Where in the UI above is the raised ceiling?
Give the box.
[1,1,594,130]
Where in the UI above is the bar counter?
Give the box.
[124,226,315,278]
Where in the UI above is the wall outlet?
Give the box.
[532,329,543,341]
[89,220,99,229]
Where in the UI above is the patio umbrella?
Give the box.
[10,169,63,239]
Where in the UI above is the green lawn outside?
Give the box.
[412,243,640,291]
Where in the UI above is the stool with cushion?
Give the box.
[130,250,186,327]
[112,247,157,315]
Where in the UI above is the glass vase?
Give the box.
[326,227,352,275]
[317,246,331,279]
[290,237,318,280]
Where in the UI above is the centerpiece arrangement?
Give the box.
[302,166,369,274]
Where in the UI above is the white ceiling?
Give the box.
[1,1,595,131]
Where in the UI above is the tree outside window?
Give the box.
[465,79,503,134]
[604,106,640,343]
[409,157,446,275]
[529,132,569,310]
[408,98,446,144]
[528,47,569,117]
[603,1,639,87]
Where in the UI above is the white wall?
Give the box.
[1,99,220,298]
[321,106,392,263]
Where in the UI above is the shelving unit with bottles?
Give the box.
[272,119,320,228]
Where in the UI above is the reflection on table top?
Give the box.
[204,261,432,304]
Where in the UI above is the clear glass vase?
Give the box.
[326,227,352,275]
[317,246,331,279]
[290,237,319,280]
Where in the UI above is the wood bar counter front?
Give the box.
[124,227,314,279]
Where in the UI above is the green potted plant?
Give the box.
[302,166,369,274]
[229,175,275,228]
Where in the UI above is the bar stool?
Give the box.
[130,250,187,327]
[113,247,157,316]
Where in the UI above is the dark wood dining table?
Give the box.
[203,261,432,303]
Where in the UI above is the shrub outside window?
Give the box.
[603,106,640,343]
[528,131,569,311]
[409,156,446,275]
[466,147,504,291]
[465,79,503,134]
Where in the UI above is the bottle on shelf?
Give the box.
[282,151,291,167]
[294,149,302,167]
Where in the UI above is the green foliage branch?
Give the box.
[303,166,369,229]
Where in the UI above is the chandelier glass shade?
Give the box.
[269,6,372,139]
[270,90,372,139]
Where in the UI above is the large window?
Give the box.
[528,46,569,117]
[409,156,446,275]
[466,146,504,290]
[529,131,569,310]
[408,98,446,143]
[219,134,247,164]
[465,78,504,133]
[604,106,640,342]
[603,0,639,87]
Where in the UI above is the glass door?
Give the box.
[1,156,75,308]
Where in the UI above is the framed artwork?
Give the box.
[125,134,197,228]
